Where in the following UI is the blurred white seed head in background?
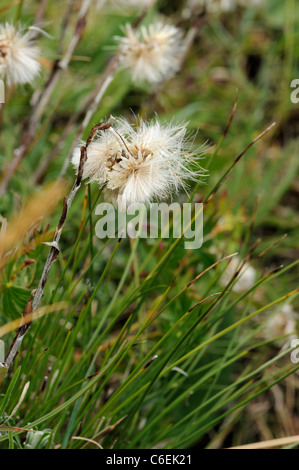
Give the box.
[220,256,256,293]
[0,23,41,86]
[115,22,185,85]
[264,304,297,346]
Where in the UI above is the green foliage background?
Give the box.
[0,0,298,449]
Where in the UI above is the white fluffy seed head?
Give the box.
[0,23,41,86]
[72,117,206,211]
[115,22,184,84]
[264,304,297,346]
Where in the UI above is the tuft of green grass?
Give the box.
[0,0,298,449]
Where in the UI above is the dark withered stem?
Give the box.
[0,0,92,198]
[5,122,109,367]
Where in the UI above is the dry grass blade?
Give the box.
[96,415,127,440]
[71,436,103,449]
[187,252,239,287]
[0,301,69,338]
[204,122,276,204]
[222,92,238,139]
[0,1,19,13]
[4,122,109,367]
[0,381,30,425]
[228,435,299,449]
[0,182,66,267]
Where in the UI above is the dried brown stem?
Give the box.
[34,2,159,183]
[35,0,49,26]
[0,0,92,198]
[58,63,118,179]
[4,121,110,368]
